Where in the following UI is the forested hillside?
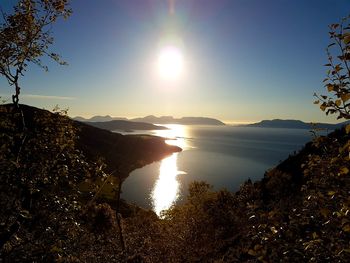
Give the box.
[1,103,349,262]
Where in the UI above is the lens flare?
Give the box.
[157,46,184,80]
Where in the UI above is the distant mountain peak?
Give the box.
[245,119,349,129]
[131,116,225,125]
[74,115,225,125]
[73,115,127,122]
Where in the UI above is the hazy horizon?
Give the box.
[71,113,349,125]
[1,0,349,124]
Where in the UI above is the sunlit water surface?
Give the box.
[151,125,189,215]
[121,125,313,216]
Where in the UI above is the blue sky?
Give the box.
[0,0,349,123]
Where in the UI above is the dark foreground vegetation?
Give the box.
[1,0,350,261]
[0,104,180,262]
[0,103,349,262]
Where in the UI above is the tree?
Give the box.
[0,105,128,261]
[0,0,71,106]
[314,15,350,120]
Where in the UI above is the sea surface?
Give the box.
[121,125,313,215]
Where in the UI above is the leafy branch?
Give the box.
[0,0,71,105]
[314,15,350,120]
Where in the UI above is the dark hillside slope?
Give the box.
[75,121,180,177]
[2,104,349,262]
[129,126,350,262]
[83,119,168,131]
[1,104,181,178]
[220,127,350,261]
[261,126,350,201]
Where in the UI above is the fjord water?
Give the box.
[121,125,312,215]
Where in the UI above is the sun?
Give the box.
[157,46,184,80]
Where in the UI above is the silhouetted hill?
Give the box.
[84,120,168,132]
[73,115,127,122]
[73,115,225,126]
[131,115,226,125]
[75,122,179,176]
[245,119,349,129]
[1,104,181,178]
[128,125,349,262]
[2,104,350,262]
[74,114,225,126]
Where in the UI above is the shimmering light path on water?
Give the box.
[151,125,189,216]
[122,125,312,216]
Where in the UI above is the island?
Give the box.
[73,115,226,130]
[73,115,127,122]
[131,115,226,125]
[243,119,349,130]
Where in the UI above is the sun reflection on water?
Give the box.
[154,124,189,149]
[151,125,188,216]
[151,154,180,215]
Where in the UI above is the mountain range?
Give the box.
[244,119,350,129]
[73,115,226,127]
[73,115,350,131]
[73,115,127,122]
[131,115,225,125]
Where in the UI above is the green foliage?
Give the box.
[0,0,71,104]
[1,104,349,262]
[117,129,350,262]
[1,10,349,260]
[314,15,350,120]
[136,182,241,262]
[83,203,117,234]
[0,105,125,261]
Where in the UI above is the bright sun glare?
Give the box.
[157,46,184,80]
